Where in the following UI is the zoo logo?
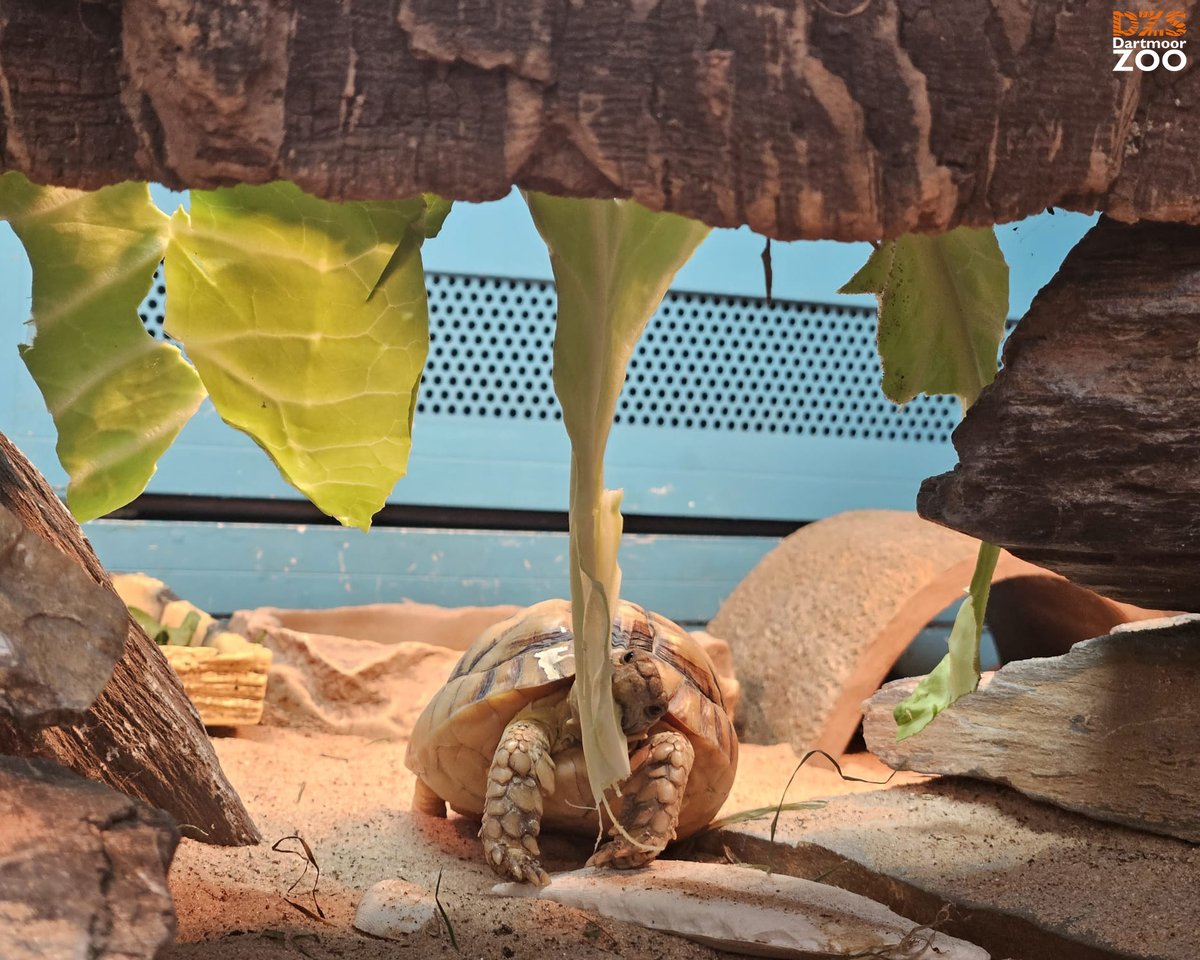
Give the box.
[1112,10,1188,72]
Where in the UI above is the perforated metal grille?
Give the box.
[139,265,170,341]
[419,273,960,443]
[139,270,962,444]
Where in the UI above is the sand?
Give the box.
[165,726,921,959]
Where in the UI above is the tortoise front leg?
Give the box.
[480,718,557,886]
[587,730,695,869]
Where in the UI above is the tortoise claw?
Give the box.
[586,834,664,870]
[485,837,551,886]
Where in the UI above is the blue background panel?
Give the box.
[84,520,773,624]
[0,190,1098,615]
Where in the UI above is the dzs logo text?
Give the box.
[1113,10,1188,71]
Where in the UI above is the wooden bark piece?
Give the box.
[0,0,1182,239]
[920,218,1200,611]
[0,756,179,960]
[0,433,259,845]
[161,642,271,727]
[862,616,1200,843]
[708,510,1069,755]
[0,504,127,726]
[700,780,1197,960]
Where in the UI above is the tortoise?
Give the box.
[405,598,738,885]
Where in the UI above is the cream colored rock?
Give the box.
[494,862,989,959]
[354,878,438,939]
[231,601,520,651]
[708,510,1137,755]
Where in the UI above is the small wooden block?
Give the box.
[161,639,272,727]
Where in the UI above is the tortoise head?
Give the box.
[611,647,668,737]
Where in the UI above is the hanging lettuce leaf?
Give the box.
[893,541,1000,739]
[421,194,454,239]
[165,182,431,530]
[841,227,1008,739]
[0,172,205,521]
[526,192,709,804]
[840,227,1008,410]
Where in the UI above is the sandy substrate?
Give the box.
[166,726,922,959]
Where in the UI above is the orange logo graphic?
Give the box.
[1112,10,1187,36]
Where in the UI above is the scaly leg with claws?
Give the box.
[479,716,558,886]
[587,730,694,869]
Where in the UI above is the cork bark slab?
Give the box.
[699,780,1197,960]
[863,615,1200,844]
[920,217,1200,612]
[0,1,1192,239]
[0,432,258,845]
[0,755,179,960]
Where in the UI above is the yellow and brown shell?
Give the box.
[405,599,738,839]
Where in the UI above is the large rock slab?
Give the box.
[0,504,127,726]
[863,616,1200,843]
[0,432,258,845]
[495,862,989,959]
[698,779,1196,960]
[0,755,179,960]
[920,218,1200,612]
[708,510,1086,754]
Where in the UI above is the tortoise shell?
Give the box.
[405,598,738,839]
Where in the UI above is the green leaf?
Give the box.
[0,173,205,521]
[421,194,453,239]
[894,540,1001,739]
[129,606,170,645]
[526,192,709,803]
[840,227,1008,409]
[128,606,199,646]
[164,182,431,530]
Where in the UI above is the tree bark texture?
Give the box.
[0,432,259,845]
[919,217,1200,612]
[0,0,1192,240]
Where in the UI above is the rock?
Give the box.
[354,878,438,939]
[233,604,513,739]
[237,603,742,739]
[699,779,1196,960]
[0,755,179,960]
[0,432,258,845]
[707,510,1102,754]
[920,218,1200,612]
[494,862,989,960]
[256,623,461,740]
[863,617,1200,843]
[0,504,127,726]
[231,601,521,651]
